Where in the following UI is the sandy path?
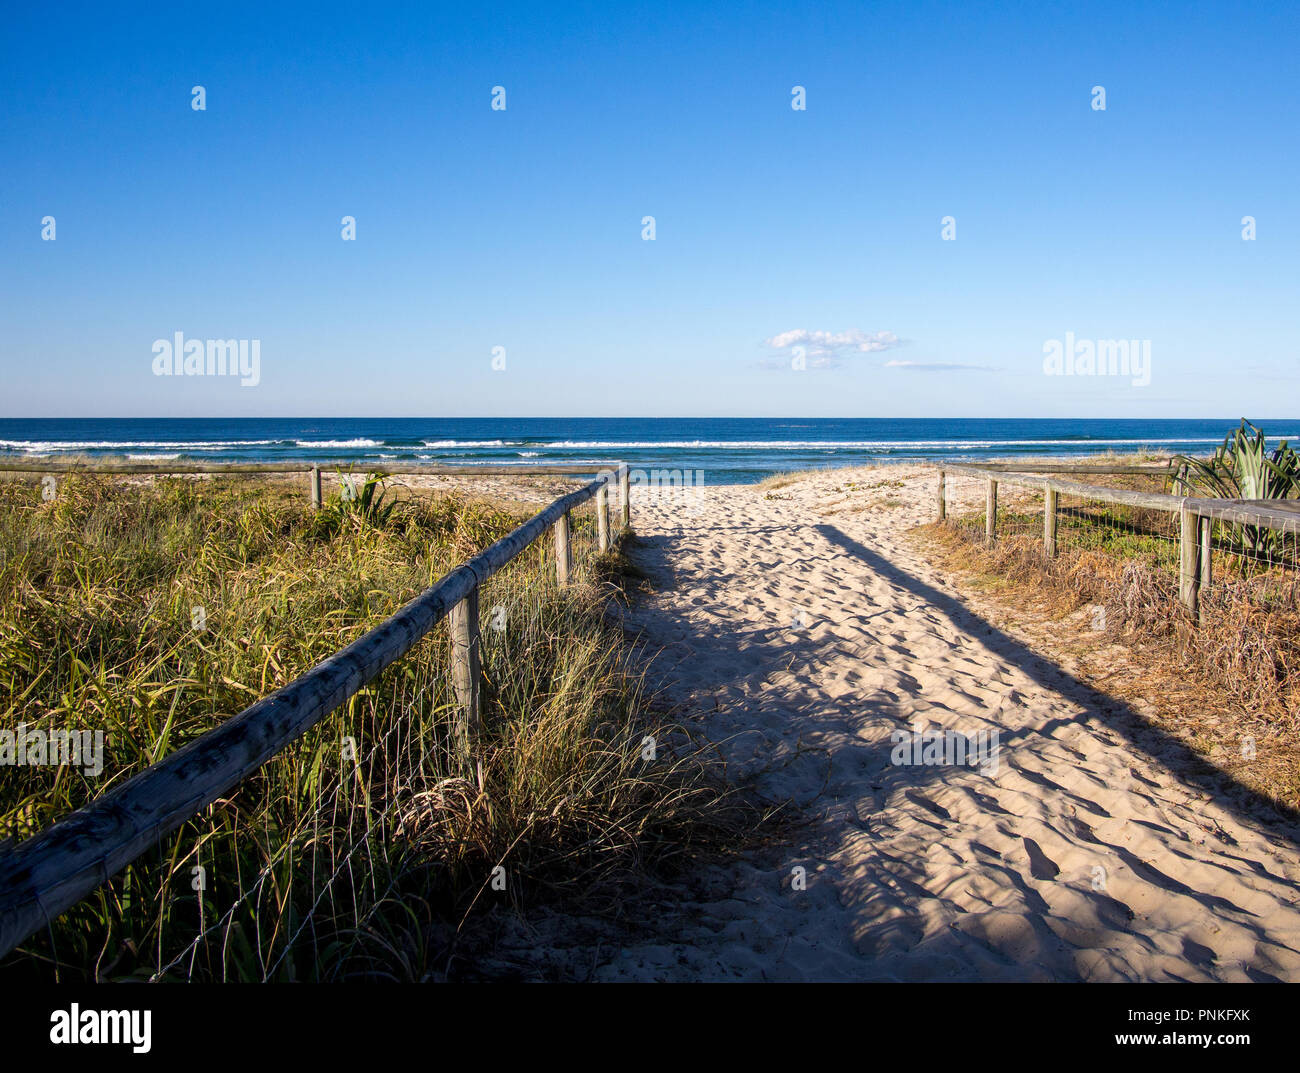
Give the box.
[599,465,1300,982]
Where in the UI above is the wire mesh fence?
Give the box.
[991,482,1045,545]
[1200,507,1300,611]
[937,466,1300,615]
[149,494,618,983]
[941,469,991,544]
[1054,489,1181,577]
[145,639,463,982]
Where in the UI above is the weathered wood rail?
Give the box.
[0,459,634,529]
[0,466,629,958]
[936,462,1300,616]
[972,462,1184,475]
[0,461,618,475]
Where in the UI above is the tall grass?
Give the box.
[0,475,750,981]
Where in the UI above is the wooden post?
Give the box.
[310,465,322,510]
[597,485,610,552]
[1179,506,1202,615]
[1198,515,1213,621]
[554,511,571,587]
[448,588,481,758]
[937,470,946,521]
[985,479,998,544]
[1044,483,1058,559]
[619,464,631,528]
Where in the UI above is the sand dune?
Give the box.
[601,465,1300,982]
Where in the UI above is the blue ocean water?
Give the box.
[0,418,1294,485]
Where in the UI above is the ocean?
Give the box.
[0,418,1293,485]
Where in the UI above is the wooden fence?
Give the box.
[0,459,633,524]
[0,463,631,958]
[937,463,1300,615]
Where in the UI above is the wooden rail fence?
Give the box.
[0,459,634,528]
[0,465,630,958]
[936,462,1300,617]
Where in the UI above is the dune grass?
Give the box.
[0,475,752,981]
[758,469,825,491]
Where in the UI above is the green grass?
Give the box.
[0,475,750,981]
[954,503,1180,570]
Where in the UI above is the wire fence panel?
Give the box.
[992,482,1045,546]
[937,463,1300,625]
[943,470,990,545]
[1204,510,1300,610]
[1054,489,1181,578]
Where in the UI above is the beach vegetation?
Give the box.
[1173,420,1300,568]
[0,475,754,981]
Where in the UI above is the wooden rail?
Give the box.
[0,461,321,473]
[935,463,1300,617]
[973,462,1183,475]
[0,469,624,958]
[0,460,635,521]
[0,461,622,476]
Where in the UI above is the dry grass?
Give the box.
[759,469,825,491]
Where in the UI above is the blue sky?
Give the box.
[1,0,1297,418]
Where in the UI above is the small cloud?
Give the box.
[762,328,903,370]
[885,360,999,372]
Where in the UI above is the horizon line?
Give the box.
[0,415,1292,423]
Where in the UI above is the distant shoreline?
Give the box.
[0,417,1292,485]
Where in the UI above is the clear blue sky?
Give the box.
[2,0,1296,418]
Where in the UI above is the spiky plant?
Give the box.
[324,472,398,532]
[1173,419,1300,566]
[1175,420,1300,500]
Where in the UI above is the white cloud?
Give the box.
[761,328,903,370]
[766,329,902,355]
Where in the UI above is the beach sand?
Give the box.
[594,463,1300,982]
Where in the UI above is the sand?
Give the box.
[596,464,1300,982]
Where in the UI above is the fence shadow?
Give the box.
[626,518,1300,838]
[812,522,1300,843]
[616,514,1300,979]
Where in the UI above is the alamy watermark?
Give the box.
[152,332,261,387]
[890,721,1000,776]
[628,468,706,515]
[1043,332,1150,387]
[1,722,105,777]
[50,1004,150,1053]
